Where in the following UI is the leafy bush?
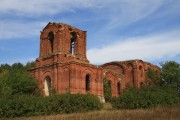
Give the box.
[111,86,180,109]
[160,61,180,94]
[0,63,39,97]
[0,93,102,117]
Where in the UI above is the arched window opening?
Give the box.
[70,32,77,55]
[44,76,51,96]
[117,82,120,96]
[48,32,54,53]
[85,74,90,91]
[139,66,143,77]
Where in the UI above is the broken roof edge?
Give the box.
[42,22,87,32]
[101,59,159,68]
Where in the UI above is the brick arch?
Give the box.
[82,68,95,80]
[126,63,135,87]
[42,71,53,96]
[82,68,95,93]
[101,62,126,74]
[43,71,53,84]
[105,71,116,83]
[104,71,118,97]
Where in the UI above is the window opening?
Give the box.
[86,74,90,91]
[48,32,54,53]
[70,32,76,54]
[117,82,120,96]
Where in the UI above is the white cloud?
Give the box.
[0,0,166,25]
[87,29,180,64]
[0,0,103,16]
[0,20,47,39]
[102,0,165,31]
[0,0,175,39]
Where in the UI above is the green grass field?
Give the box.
[1,103,180,120]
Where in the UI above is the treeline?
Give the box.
[105,61,180,109]
[0,62,102,117]
[0,62,38,97]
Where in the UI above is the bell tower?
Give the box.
[29,22,104,102]
[39,22,89,64]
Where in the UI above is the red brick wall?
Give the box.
[29,22,104,101]
[28,22,159,102]
[101,60,160,97]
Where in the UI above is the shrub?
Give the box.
[0,93,102,118]
[111,86,180,109]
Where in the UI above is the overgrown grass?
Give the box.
[2,104,180,120]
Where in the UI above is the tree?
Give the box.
[0,63,39,97]
[161,61,180,84]
[146,68,160,85]
[25,61,35,70]
[160,61,180,94]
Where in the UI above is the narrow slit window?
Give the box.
[48,32,54,53]
[117,82,120,96]
[85,74,90,91]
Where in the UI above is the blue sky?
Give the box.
[0,0,180,66]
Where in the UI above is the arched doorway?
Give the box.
[44,76,51,96]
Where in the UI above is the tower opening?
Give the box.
[70,32,77,55]
[48,32,54,53]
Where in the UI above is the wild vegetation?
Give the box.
[111,85,180,109]
[0,61,179,119]
[0,62,102,118]
[2,104,180,120]
[0,93,102,117]
[103,77,112,102]
[111,61,180,109]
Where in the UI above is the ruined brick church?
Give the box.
[29,22,159,102]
